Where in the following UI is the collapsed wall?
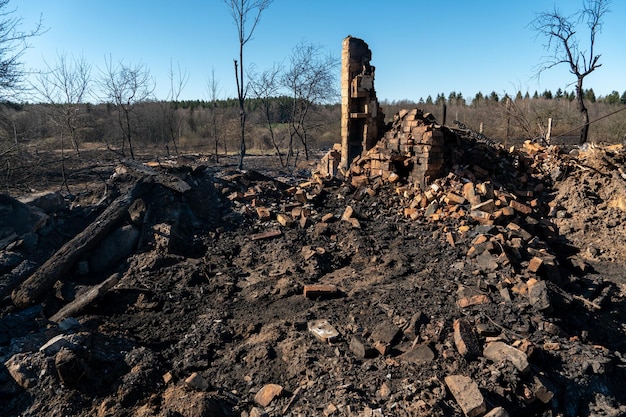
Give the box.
[320,36,449,188]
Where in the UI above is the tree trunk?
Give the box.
[576,77,590,144]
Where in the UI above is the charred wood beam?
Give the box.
[11,181,146,308]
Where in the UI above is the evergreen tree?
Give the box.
[555,88,563,99]
[473,92,484,105]
[604,90,620,104]
[435,93,445,105]
[533,90,539,99]
[584,88,596,102]
[524,91,530,99]
[621,91,626,105]
[489,91,499,102]
[515,91,523,100]
[425,95,433,104]
[542,89,553,99]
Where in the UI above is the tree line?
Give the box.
[398,88,626,107]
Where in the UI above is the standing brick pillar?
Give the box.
[340,36,384,170]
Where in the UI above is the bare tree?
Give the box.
[99,57,154,159]
[160,60,188,155]
[282,41,338,163]
[0,0,44,100]
[223,0,272,170]
[33,52,91,155]
[531,0,611,143]
[206,67,223,161]
[250,63,285,167]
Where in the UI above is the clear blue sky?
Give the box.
[16,0,626,103]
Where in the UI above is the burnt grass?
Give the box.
[1,143,626,417]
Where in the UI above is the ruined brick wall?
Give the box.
[331,36,447,187]
[340,36,385,170]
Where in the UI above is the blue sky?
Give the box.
[17,0,626,103]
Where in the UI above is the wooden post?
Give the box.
[546,118,552,144]
[479,122,484,134]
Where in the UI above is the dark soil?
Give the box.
[1,139,626,417]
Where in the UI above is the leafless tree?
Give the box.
[531,0,611,143]
[206,67,224,161]
[0,0,44,100]
[99,56,154,159]
[223,0,272,170]
[160,61,188,155]
[250,63,285,167]
[32,52,91,155]
[282,41,338,163]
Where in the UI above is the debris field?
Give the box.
[2,109,626,417]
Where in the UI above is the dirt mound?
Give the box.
[1,134,626,416]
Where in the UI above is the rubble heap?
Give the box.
[1,133,626,416]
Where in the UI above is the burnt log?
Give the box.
[50,273,120,322]
[11,181,145,308]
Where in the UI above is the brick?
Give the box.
[303,284,338,299]
[341,205,354,220]
[351,175,369,188]
[254,383,283,407]
[463,182,476,202]
[484,407,510,417]
[453,319,481,359]
[373,340,389,355]
[444,375,487,417]
[528,257,543,273]
[446,192,466,205]
[483,341,530,373]
[276,213,293,227]
[321,213,335,223]
[294,189,308,203]
[251,230,282,241]
[470,210,492,224]
[457,294,490,308]
[185,372,209,391]
[509,200,532,215]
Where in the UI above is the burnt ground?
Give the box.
[1,137,626,417]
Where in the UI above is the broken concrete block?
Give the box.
[444,374,487,417]
[483,341,530,373]
[308,319,340,343]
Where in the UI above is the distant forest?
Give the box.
[1,87,625,164]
